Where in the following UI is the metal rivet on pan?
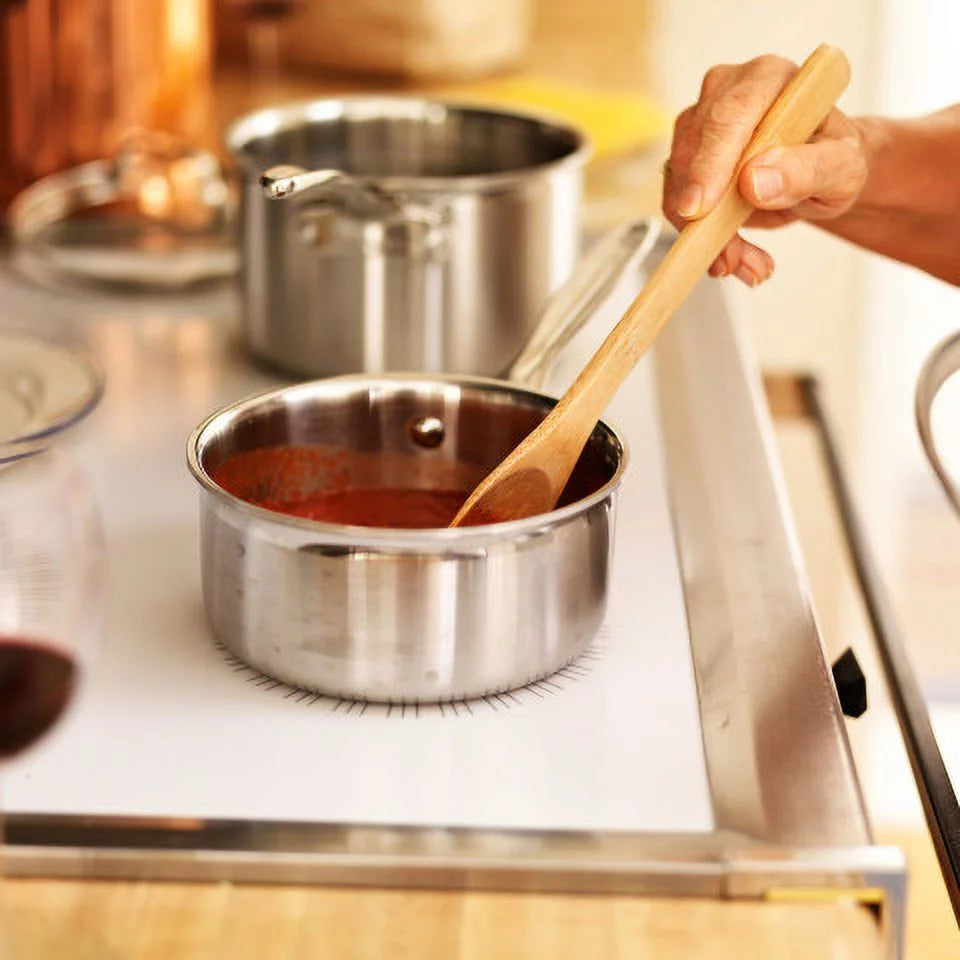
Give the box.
[409,416,445,449]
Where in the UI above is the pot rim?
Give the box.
[225,95,592,194]
[186,373,627,546]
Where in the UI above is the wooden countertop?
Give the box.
[0,878,886,959]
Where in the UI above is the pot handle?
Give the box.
[260,163,449,260]
[507,218,662,390]
[916,330,960,516]
[260,164,401,219]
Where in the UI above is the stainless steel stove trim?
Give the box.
[5,816,902,894]
[1,232,906,953]
[654,280,872,850]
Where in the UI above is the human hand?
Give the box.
[662,54,869,285]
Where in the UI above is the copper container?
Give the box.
[0,0,214,209]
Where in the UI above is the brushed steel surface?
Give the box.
[227,97,588,378]
[188,376,624,701]
[654,284,871,849]
[4,814,903,900]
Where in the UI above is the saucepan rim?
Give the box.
[186,373,627,544]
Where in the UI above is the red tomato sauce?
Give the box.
[209,445,611,530]
[257,487,470,529]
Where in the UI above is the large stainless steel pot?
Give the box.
[187,217,661,702]
[226,97,589,378]
[916,330,960,516]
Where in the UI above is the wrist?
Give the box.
[846,110,960,218]
[846,115,896,214]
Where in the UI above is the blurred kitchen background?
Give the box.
[2,0,959,950]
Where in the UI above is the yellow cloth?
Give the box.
[435,75,668,162]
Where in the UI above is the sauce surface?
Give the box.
[257,487,469,529]
[209,444,613,529]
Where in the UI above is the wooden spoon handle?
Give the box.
[553,44,851,446]
[450,44,851,528]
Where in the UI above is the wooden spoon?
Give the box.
[451,43,851,528]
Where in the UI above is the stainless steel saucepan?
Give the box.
[226,97,590,379]
[187,218,661,702]
[189,376,623,703]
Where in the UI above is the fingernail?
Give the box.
[713,258,728,278]
[750,166,784,202]
[676,183,703,218]
[736,264,761,287]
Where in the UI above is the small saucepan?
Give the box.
[187,219,661,702]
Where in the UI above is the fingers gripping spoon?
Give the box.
[451,44,851,527]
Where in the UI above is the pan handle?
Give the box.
[915,330,960,516]
[260,164,402,220]
[507,218,662,390]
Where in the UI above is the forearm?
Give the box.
[822,107,960,284]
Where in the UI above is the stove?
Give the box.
[0,233,905,957]
[5,331,712,835]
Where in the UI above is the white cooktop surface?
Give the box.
[3,272,713,834]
